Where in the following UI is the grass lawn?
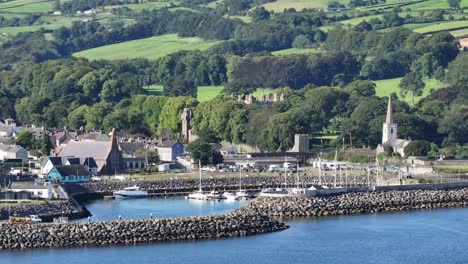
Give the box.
[0,0,54,14]
[105,1,175,11]
[73,34,222,61]
[146,85,276,102]
[272,48,322,56]
[405,0,468,9]
[413,20,468,34]
[373,78,447,103]
[260,0,349,12]
[450,28,468,37]
[224,15,252,23]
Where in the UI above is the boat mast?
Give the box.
[198,160,202,192]
[239,165,242,191]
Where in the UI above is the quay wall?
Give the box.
[237,188,468,218]
[305,181,468,197]
[0,214,287,250]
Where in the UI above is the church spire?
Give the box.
[385,96,393,124]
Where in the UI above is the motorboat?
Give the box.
[259,188,289,196]
[114,186,148,198]
[236,189,251,199]
[223,192,238,200]
[206,190,223,200]
[187,190,208,200]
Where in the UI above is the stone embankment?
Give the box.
[0,214,287,250]
[236,188,468,217]
[0,201,87,221]
[63,175,373,196]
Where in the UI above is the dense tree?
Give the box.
[447,0,461,9]
[405,140,432,156]
[249,7,270,21]
[399,72,425,105]
[16,131,34,150]
[163,78,197,98]
[438,104,468,146]
[187,139,212,165]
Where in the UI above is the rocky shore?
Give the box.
[236,188,468,217]
[0,213,287,250]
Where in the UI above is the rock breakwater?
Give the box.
[0,201,86,221]
[0,214,287,250]
[236,188,468,217]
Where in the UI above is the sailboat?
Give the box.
[236,167,249,199]
[187,161,209,200]
[288,164,305,195]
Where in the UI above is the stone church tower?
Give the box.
[382,96,397,144]
[181,108,194,142]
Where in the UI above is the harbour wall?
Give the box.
[0,213,287,250]
[237,188,468,218]
[305,181,468,197]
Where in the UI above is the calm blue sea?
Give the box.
[2,197,467,264]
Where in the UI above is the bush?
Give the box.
[405,140,431,156]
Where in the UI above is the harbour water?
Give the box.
[3,197,468,264]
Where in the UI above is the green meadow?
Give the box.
[73,34,222,61]
[272,48,322,56]
[260,0,348,12]
[0,0,55,14]
[373,78,447,103]
[413,20,468,34]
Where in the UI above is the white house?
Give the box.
[9,182,52,199]
[0,144,28,161]
[156,140,185,162]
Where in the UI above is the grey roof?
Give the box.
[40,156,63,169]
[81,157,98,168]
[57,140,111,160]
[0,144,25,153]
[10,182,49,190]
[157,140,180,148]
[78,132,110,141]
[119,142,145,154]
[54,165,91,176]
[64,157,81,165]
[386,139,411,148]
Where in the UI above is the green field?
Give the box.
[73,34,222,61]
[260,0,348,12]
[105,1,175,11]
[450,28,468,37]
[0,0,54,14]
[413,20,468,34]
[373,78,447,103]
[272,48,322,56]
[146,85,277,102]
[405,0,468,9]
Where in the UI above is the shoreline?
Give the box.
[2,181,468,250]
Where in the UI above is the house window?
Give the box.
[391,128,394,134]
[37,191,43,196]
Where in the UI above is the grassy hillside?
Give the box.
[405,0,468,9]
[272,48,322,56]
[260,0,348,12]
[413,20,468,34]
[373,78,447,103]
[72,34,222,61]
[0,0,55,14]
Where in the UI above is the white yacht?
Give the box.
[114,186,148,198]
[236,189,250,199]
[206,190,223,200]
[187,190,208,200]
[187,161,209,200]
[222,192,238,200]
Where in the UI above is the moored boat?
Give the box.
[114,186,148,198]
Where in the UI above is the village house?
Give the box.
[9,182,52,200]
[47,165,91,183]
[0,144,28,162]
[156,140,185,162]
[55,128,123,174]
[40,156,98,176]
[0,118,22,137]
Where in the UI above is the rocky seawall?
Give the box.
[0,201,88,222]
[0,214,287,250]
[236,188,468,217]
